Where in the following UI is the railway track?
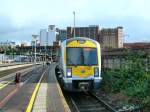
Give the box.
[66,91,117,112]
[65,91,143,112]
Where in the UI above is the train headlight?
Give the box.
[67,68,72,78]
[94,67,99,77]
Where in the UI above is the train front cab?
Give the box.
[62,38,102,91]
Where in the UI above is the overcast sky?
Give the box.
[0,0,150,44]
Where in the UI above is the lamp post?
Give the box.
[73,11,76,38]
[32,35,38,71]
[45,45,47,62]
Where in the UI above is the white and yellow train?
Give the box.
[56,37,102,91]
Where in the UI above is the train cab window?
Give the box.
[66,48,98,66]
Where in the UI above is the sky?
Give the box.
[0,0,150,44]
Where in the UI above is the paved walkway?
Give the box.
[32,63,71,112]
[32,83,47,112]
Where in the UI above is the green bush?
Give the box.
[102,50,150,107]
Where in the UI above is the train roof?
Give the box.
[61,37,100,45]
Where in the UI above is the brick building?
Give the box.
[66,26,123,48]
[67,25,99,41]
[100,27,123,48]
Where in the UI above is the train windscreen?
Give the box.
[66,47,98,66]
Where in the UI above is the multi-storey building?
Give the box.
[67,25,99,41]
[40,29,48,46]
[56,29,67,42]
[39,25,123,48]
[66,25,123,48]
[48,25,56,46]
[100,27,123,48]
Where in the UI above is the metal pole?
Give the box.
[43,54,44,71]
[51,47,52,60]
[4,51,6,64]
[73,11,75,38]
[32,35,38,72]
[35,40,36,64]
[45,45,46,62]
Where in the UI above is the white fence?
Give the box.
[0,54,33,63]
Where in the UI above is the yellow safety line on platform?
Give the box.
[0,81,12,90]
[25,70,47,112]
[57,83,71,112]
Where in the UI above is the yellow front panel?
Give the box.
[70,66,95,78]
[65,40,97,65]
[65,39,100,78]
[67,40,96,48]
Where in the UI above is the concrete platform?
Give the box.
[0,64,33,72]
[1,67,44,112]
[32,83,47,112]
[32,63,70,112]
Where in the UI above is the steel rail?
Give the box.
[89,92,117,112]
